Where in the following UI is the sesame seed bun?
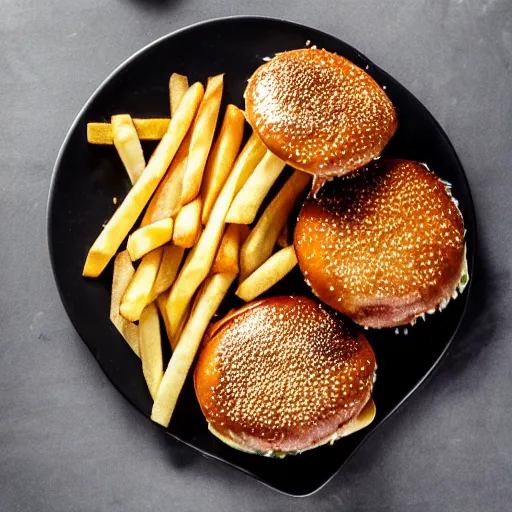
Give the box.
[194,296,376,455]
[207,397,377,457]
[294,160,466,328]
[244,48,397,176]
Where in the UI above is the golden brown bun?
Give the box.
[245,48,397,176]
[294,160,465,328]
[207,398,377,456]
[194,296,376,454]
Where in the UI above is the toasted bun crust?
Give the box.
[194,296,376,454]
[244,48,397,176]
[294,160,465,328]
[207,398,377,456]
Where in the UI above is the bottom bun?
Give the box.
[207,398,376,457]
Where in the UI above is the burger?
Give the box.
[244,48,397,177]
[294,159,468,328]
[194,296,377,456]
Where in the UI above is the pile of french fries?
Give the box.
[84,73,312,428]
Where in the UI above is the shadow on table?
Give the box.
[435,240,505,378]
[157,432,202,470]
[123,0,185,10]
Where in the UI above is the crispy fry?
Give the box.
[156,290,172,343]
[172,300,192,352]
[120,248,163,322]
[226,151,286,224]
[172,197,202,248]
[141,157,187,226]
[201,105,245,224]
[169,73,189,117]
[87,119,171,145]
[181,75,224,205]
[83,82,203,277]
[141,88,193,227]
[159,291,193,351]
[236,245,297,301]
[110,251,140,356]
[240,170,311,280]
[148,245,185,304]
[165,133,265,338]
[230,133,267,196]
[141,149,190,230]
[152,273,236,427]
[277,222,290,248]
[212,224,241,274]
[127,218,174,261]
[139,302,164,399]
[111,114,146,184]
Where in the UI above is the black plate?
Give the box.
[48,16,475,496]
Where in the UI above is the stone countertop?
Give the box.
[1,1,511,510]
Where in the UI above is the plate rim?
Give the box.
[47,15,477,497]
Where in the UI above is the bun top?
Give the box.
[245,48,397,176]
[294,160,465,327]
[194,296,376,453]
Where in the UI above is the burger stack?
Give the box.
[194,48,467,456]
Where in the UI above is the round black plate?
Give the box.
[48,16,475,496]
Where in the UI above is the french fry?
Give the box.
[172,300,192,352]
[212,224,241,274]
[156,280,192,351]
[139,302,164,399]
[201,105,245,224]
[141,81,193,227]
[87,118,171,145]
[148,245,185,304]
[240,170,311,280]
[277,222,290,248]
[181,75,224,205]
[111,114,146,184]
[140,156,187,226]
[110,251,140,357]
[83,82,203,278]
[120,248,163,322]
[152,272,236,427]
[127,218,174,261]
[236,245,297,302]
[165,133,266,338]
[172,197,202,248]
[226,151,286,224]
[169,73,189,117]
[156,291,172,343]
[230,133,267,196]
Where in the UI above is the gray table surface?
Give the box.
[1,0,511,510]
